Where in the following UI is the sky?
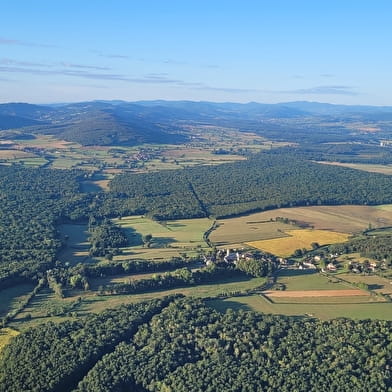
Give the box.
[0,0,391,105]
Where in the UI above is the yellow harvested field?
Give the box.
[247,229,349,257]
[0,328,19,352]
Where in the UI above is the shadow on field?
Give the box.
[206,299,252,313]
[123,227,144,246]
[368,284,384,290]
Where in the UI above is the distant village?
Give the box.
[203,246,388,275]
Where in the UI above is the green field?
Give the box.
[205,270,392,320]
[208,295,392,320]
[9,275,266,331]
[275,270,350,291]
[339,273,392,296]
[113,215,213,260]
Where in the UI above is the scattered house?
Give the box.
[278,257,288,267]
[326,263,337,272]
[205,259,215,266]
[204,248,278,268]
[314,255,321,262]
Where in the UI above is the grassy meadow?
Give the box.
[274,270,349,291]
[112,215,213,260]
[208,295,392,320]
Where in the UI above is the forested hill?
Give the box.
[1,297,390,392]
[102,152,392,219]
[2,100,392,146]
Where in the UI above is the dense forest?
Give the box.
[1,298,390,392]
[0,296,178,392]
[0,165,88,287]
[88,218,128,257]
[106,152,392,219]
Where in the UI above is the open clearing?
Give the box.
[247,229,349,257]
[57,223,92,264]
[113,215,213,260]
[208,295,392,320]
[215,205,392,238]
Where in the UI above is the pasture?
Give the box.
[208,295,392,320]
[247,229,349,257]
[274,270,349,291]
[113,216,213,260]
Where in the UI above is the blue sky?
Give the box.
[1,0,391,105]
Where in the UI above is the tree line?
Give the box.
[99,259,275,296]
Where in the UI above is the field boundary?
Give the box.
[262,289,369,298]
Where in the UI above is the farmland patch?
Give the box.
[247,229,349,257]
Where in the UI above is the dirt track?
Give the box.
[262,289,369,298]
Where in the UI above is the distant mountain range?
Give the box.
[1,100,392,146]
